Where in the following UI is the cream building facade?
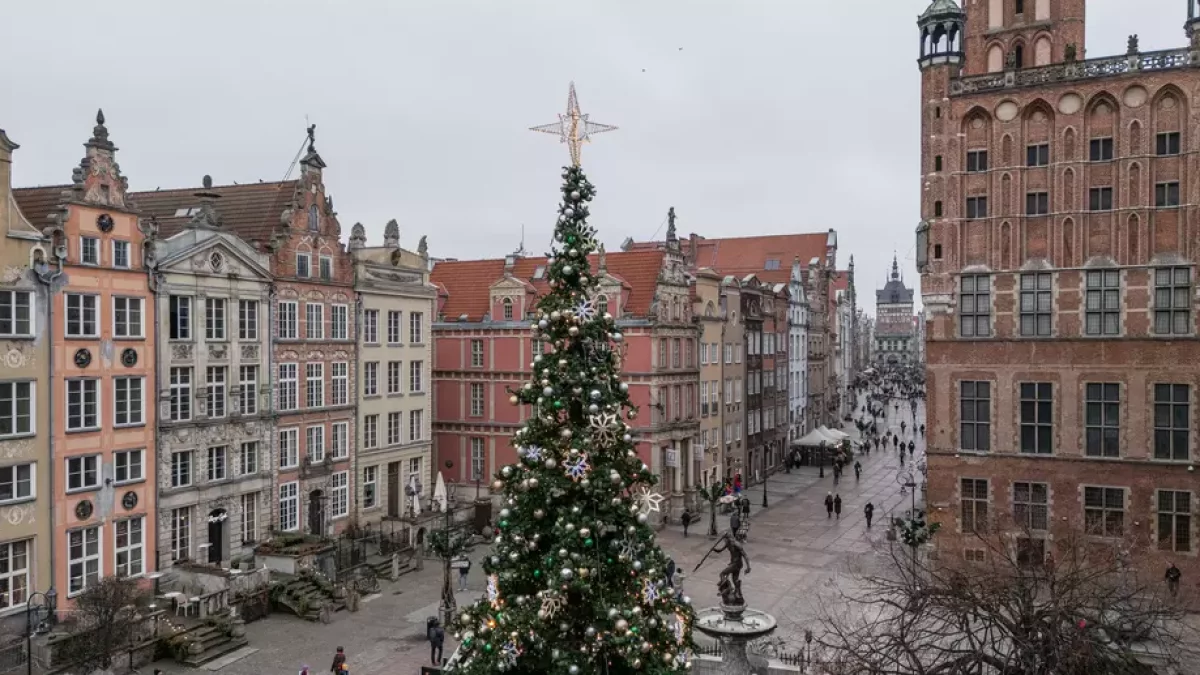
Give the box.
[694,270,744,484]
[0,128,54,622]
[349,220,434,531]
[154,180,275,569]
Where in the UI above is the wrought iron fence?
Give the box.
[0,640,26,675]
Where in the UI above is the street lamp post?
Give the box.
[762,445,769,508]
[26,589,56,675]
[818,441,825,478]
[440,459,458,630]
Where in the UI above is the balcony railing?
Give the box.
[950,48,1193,96]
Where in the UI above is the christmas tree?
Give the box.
[449,163,696,675]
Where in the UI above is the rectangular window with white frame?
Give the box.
[114,517,144,577]
[112,240,131,269]
[0,381,33,437]
[114,376,143,426]
[205,298,227,340]
[68,525,101,595]
[66,379,99,431]
[113,296,143,338]
[169,295,191,340]
[331,421,349,459]
[387,311,402,344]
[278,428,298,469]
[331,471,349,518]
[409,360,423,393]
[471,339,483,367]
[331,362,348,405]
[388,361,402,395]
[113,449,143,484]
[277,301,298,339]
[364,309,379,344]
[330,304,349,340]
[319,255,333,281]
[279,482,299,532]
[239,441,259,476]
[409,409,423,442]
[278,363,298,411]
[207,445,228,482]
[410,311,424,343]
[0,539,30,609]
[364,415,378,449]
[0,290,33,337]
[206,366,227,418]
[65,294,98,337]
[296,252,311,279]
[471,438,484,480]
[470,382,484,417]
[239,300,258,341]
[80,236,99,266]
[307,425,325,462]
[169,367,192,421]
[170,451,192,488]
[241,493,258,543]
[0,462,34,503]
[306,362,324,408]
[170,507,191,561]
[239,365,258,415]
[364,362,378,396]
[387,412,401,446]
[305,303,324,340]
[363,466,378,509]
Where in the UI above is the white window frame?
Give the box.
[113,296,144,338]
[409,360,423,393]
[387,361,402,395]
[331,362,348,405]
[111,239,131,270]
[67,525,101,596]
[409,409,423,442]
[331,471,349,518]
[277,363,298,412]
[113,516,144,578]
[364,362,378,396]
[65,294,99,338]
[0,381,34,438]
[410,312,423,343]
[0,539,31,610]
[0,290,34,337]
[307,425,325,462]
[239,300,259,341]
[239,441,259,476]
[66,379,99,431]
[331,421,349,459]
[387,412,402,446]
[113,449,144,484]
[240,493,258,544]
[0,462,34,504]
[305,303,324,340]
[169,507,191,562]
[364,310,379,344]
[330,304,349,340]
[169,367,192,421]
[170,450,192,488]
[364,414,378,449]
[207,445,228,482]
[205,297,227,341]
[363,466,378,509]
[470,438,485,481]
[113,376,144,427]
[470,382,484,417]
[296,252,312,279]
[279,482,299,532]
[278,428,299,469]
[206,366,227,419]
[387,311,402,344]
[239,365,258,415]
[79,236,99,266]
[306,362,324,408]
[319,255,333,281]
[277,301,298,339]
[169,295,191,340]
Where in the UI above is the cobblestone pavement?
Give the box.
[153,390,924,674]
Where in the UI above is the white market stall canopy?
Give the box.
[795,429,839,446]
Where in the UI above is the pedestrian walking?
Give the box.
[901,421,907,435]
[854,460,861,481]
[682,506,694,537]
[834,494,843,519]
[919,424,926,437]
[666,557,677,588]
[864,502,875,528]
[824,493,834,519]
[330,647,347,674]
[1166,562,1182,597]
[457,555,471,591]
[428,617,446,665]
[908,440,915,456]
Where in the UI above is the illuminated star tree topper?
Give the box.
[530,82,618,167]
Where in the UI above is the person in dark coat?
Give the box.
[864,502,875,528]
[428,619,445,665]
[330,647,346,674]
[682,506,694,537]
[824,493,834,519]
[853,461,862,481]
[834,494,843,519]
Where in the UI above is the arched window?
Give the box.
[502,297,514,321]
[596,294,609,317]
[308,205,319,231]
[1013,44,1025,69]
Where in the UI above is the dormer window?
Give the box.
[307,205,319,231]
[596,294,609,317]
[764,259,780,271]
[533,266,546,280]
[502,298,514,321]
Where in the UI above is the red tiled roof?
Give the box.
[431,250,665,322]
[12,185,71,229]
[627,232,830,284]
[129,181,299,242]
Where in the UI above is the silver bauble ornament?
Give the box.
[563,265,574,275]
[561,568,574,580]
[501,465,512,477]
[543,386,554,397]
[637,513,648,524]
[616,619,629,631]
[545,458,557,469]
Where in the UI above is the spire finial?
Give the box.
[307,124,317,153]
[202,174,213,190]
[96,109,105,125]
[891,253,900,280]
[666,207,677,243]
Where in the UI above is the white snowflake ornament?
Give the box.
[575,298,596,321]
[632,485,665,514]
[564,454,590,481]
[589,412,621,445]
[519,445,544,463]
[540,592,566,619]
[487,573,500,608]
[642,579,660,603]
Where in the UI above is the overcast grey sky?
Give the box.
[0,0,1186,313]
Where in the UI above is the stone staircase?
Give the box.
[180,622,249,667]
[273,573,346,622]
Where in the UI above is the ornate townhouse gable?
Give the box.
[149,175,275,567]
[14,111,159,602]
[132,127,357,541]
[351,221,436,533]
[787,256,810,443]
